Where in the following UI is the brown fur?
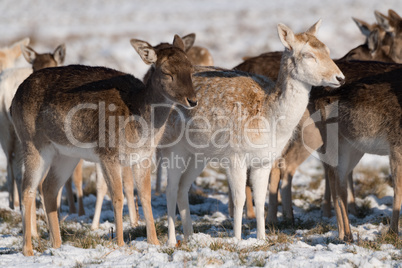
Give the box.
[375,9,402,63]
[11,36,196,256]
[310,60,402,240]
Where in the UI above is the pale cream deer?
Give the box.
[160,20,344,246]
[11,35,197,256]
[233,12,402,223]
[0,37,30,208]
[0,43,65,212]
[0,38,30,72]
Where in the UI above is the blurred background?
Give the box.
[1,0,401,79]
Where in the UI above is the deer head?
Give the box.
[131,35,197,108]
[21,44,66,71]
[278,20,345,88]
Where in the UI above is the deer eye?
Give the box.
[302,52,315,59]
[162,71,173,80]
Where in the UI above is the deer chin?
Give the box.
[175,97,198,110]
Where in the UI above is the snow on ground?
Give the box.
[0,0,401,267]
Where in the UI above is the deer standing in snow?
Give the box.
[160,20,344,246]
[11,35,197,256]
[90,33,213,230]
[0,43,65,212]
[0,37,30,208]
[233,10,402,223]
[309,60,402,241]
[154,33,214,195]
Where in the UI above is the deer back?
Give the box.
[11,36,195,161]
[310,60,402,153]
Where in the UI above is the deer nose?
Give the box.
[336,76,345,86]
[187,98,198,108]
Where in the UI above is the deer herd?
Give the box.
[0,9,401,256]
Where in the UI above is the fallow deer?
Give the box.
[309,60,402,241]
[375,9,402,63]
[0,43,65,212]
[90,33,213,231]
[160,20,344,247]
[233,12,402,223]
[0,38,30,72]
[0,37,30,209]
[11,35,197,256]
[154,33,214,195]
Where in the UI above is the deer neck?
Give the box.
[269,52,311,134]
[142,74,175,131]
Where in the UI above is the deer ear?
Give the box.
[352,17,373,38]
[53,44,66,65]
[9,37,30,59]
[181,33,196,52]
[367,29,380,52]
[388,9,401,21]
[130,39,157,65]
[277,23,295,51]
[172,34,185,51]
[306,19,322,36]
[375,10,394,32]
[21,45,37,64]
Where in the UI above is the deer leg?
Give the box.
[132,161,159,245]
[333,141,364,241]
[122,165,137,227]
[226,164,247,240]
[228,184,234,218]
[65,178,76,214]
[100,161,124,247]
[245,169,255,219]
[281,170,295,222]
[245,184,255,219]
[165,150,190,247]
[42,156,80,249]
[21,144,53,256]
[267,165,281,224]
[73,159,85,216]
[91,164,108,230]
[389,147,402,234]
[322,163,332,218]
[155,149,163,195]
[250,167,270,240]
[177,156,206,240]
[347,171,357,216]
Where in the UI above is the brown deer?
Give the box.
[154,33,214,195]
[11,35,197,256]
[309,60,402,241]
[90,33,213,231]
[375,9,402,63]
[232,11,402,223]
[160,20,344,247]
[0,43,65,212]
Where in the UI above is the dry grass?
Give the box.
[354,166,390,199]
[309,174,324,190]
[0,208,21,226]
[357,231,401,251]
[60,222,112,249]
